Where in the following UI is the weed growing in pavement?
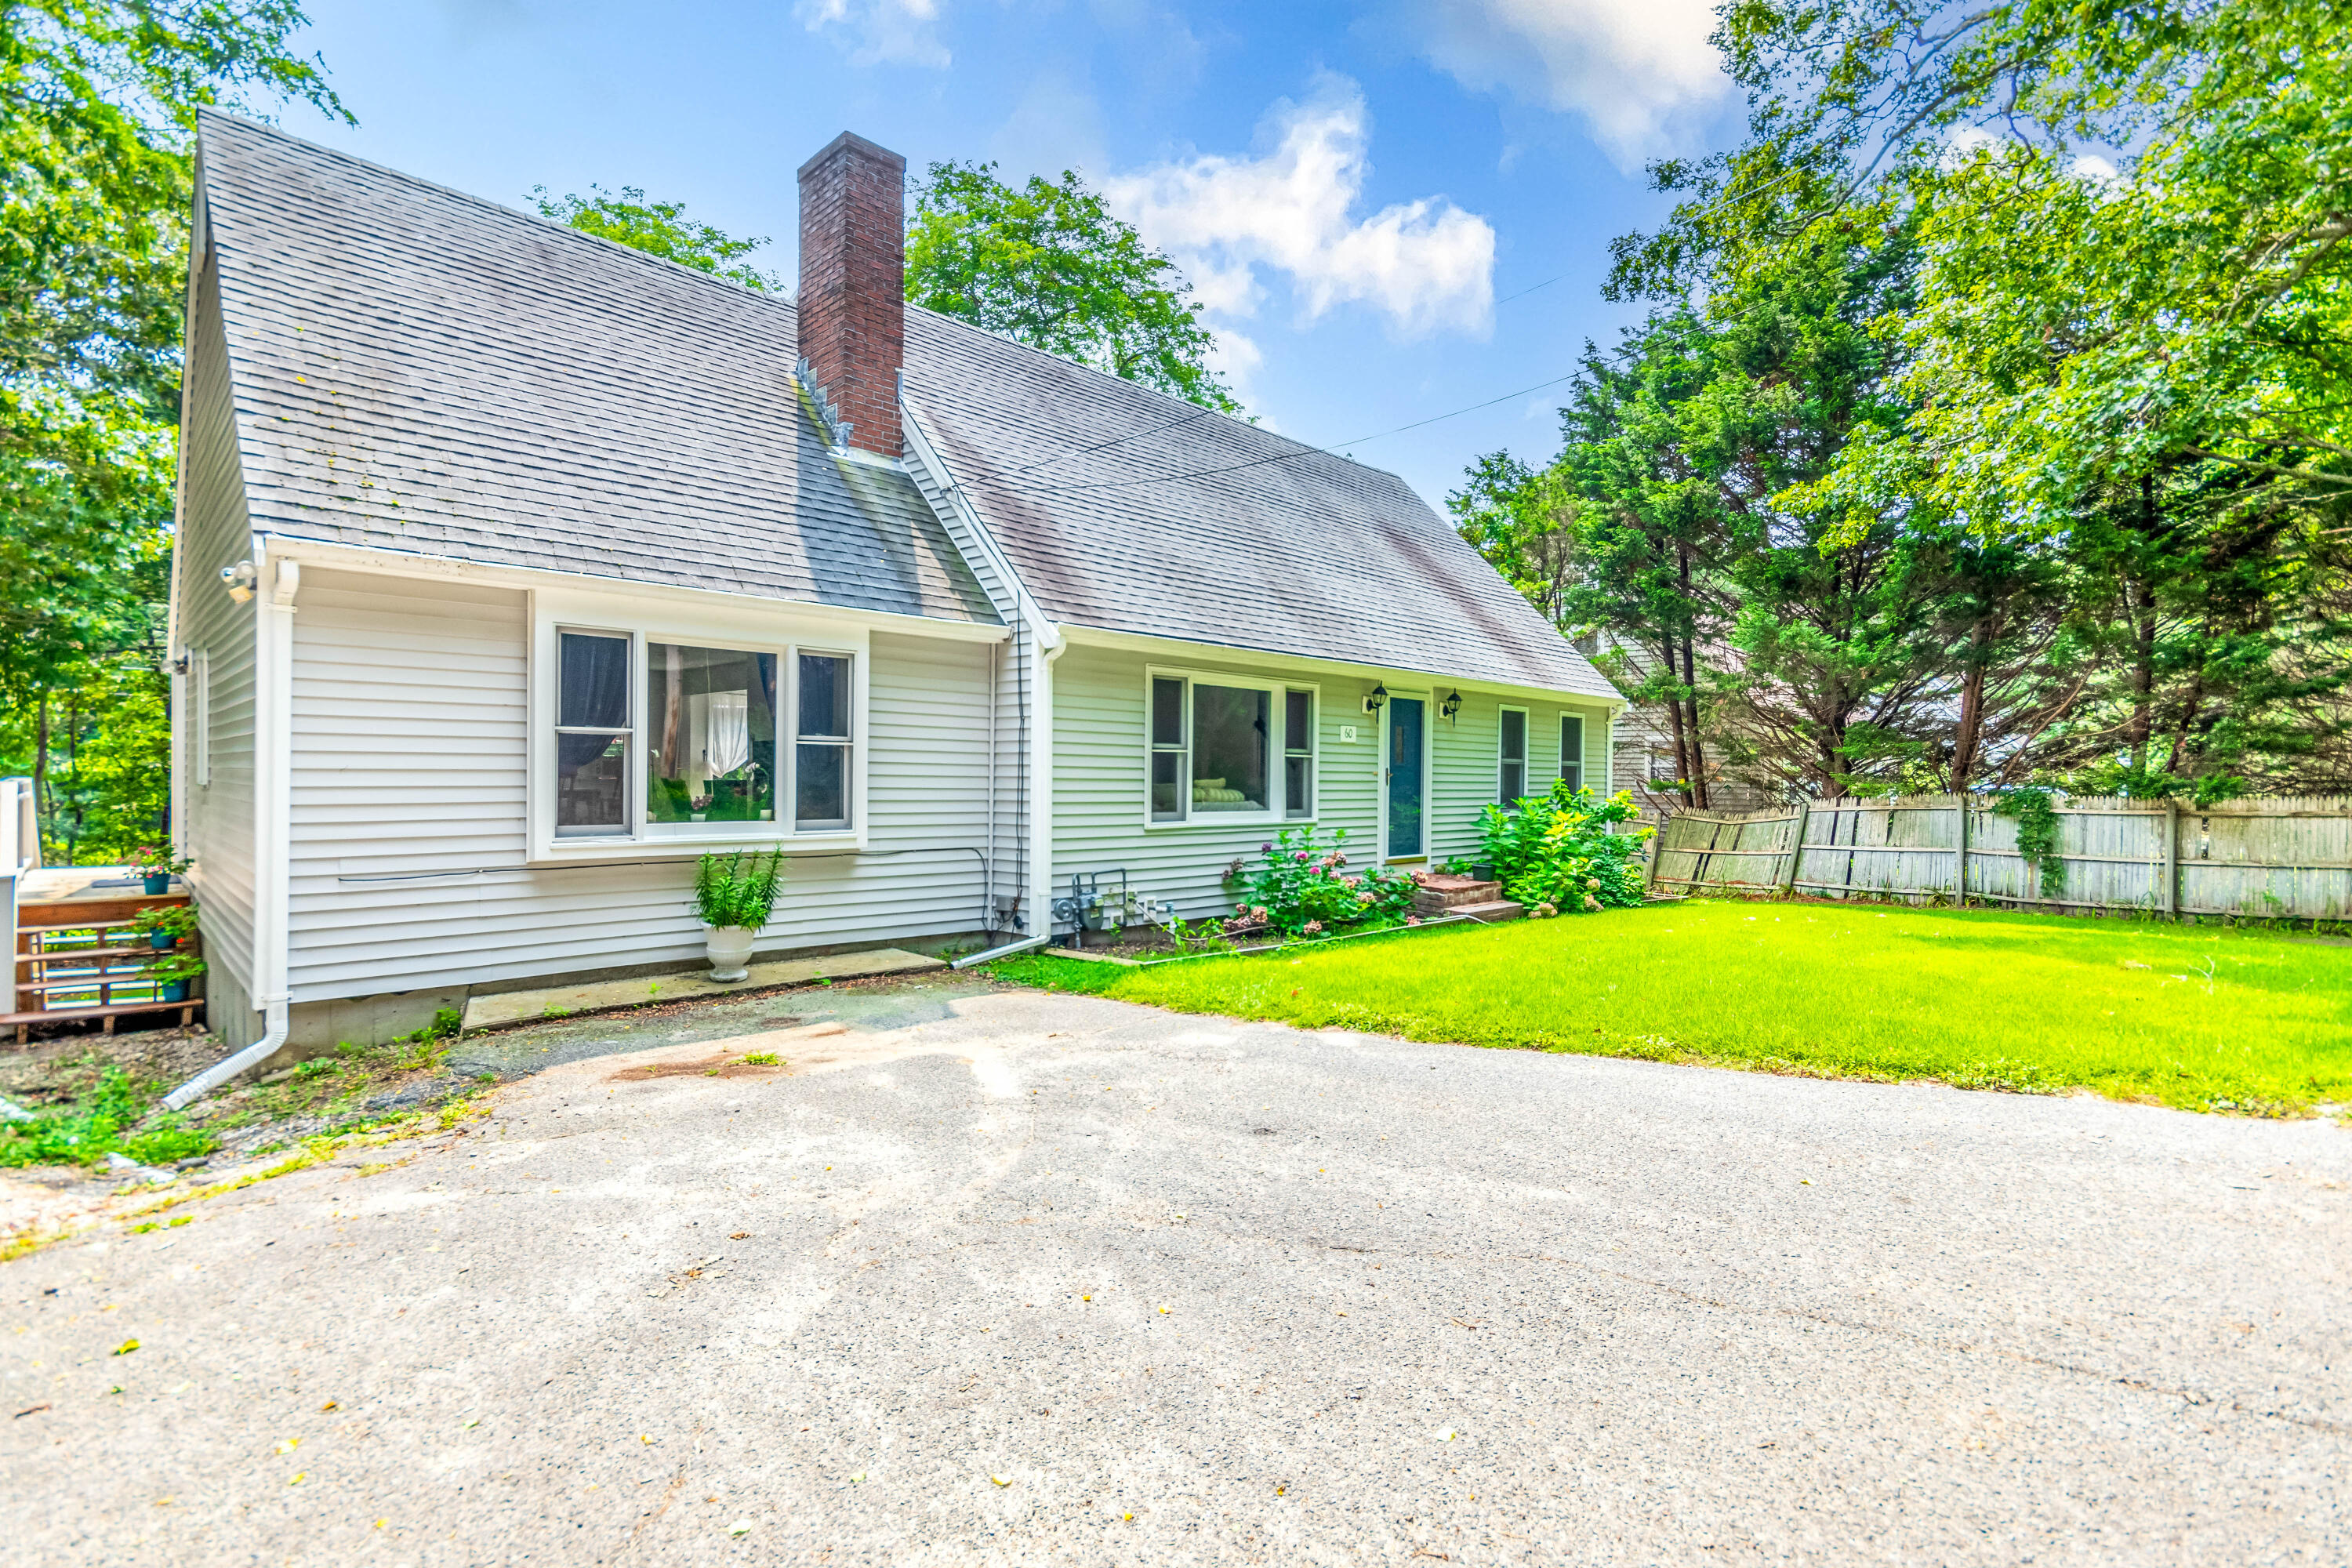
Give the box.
[740,1051,781,1065]
[0,1067,219,1170]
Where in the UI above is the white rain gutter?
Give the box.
[164,554,299,1110]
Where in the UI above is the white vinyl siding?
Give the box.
[176,242,260,1001]
[1429,695,1614,867]
[901,415,1029,932]
[1052,644,1378,920]
[285,568,997,1000]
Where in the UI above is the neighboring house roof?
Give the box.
[194,112,1610,696]
[194,111,996,626]
[904,317,1613,695]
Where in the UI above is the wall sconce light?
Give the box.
[1440,690,1463,720]
[220,560,258,603]
[1363,683,1388,715]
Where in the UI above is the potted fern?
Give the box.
[695,850,785,982]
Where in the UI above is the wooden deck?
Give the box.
[9,866,203,1043]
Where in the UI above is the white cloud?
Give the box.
[793,0,949,68]
[1103,78,1496,339]
[1397,0,1730,169]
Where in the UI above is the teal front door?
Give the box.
[1386,697,1425,858]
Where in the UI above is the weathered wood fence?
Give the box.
[1646,795,2352,921]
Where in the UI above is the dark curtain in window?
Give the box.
[558,633,628,779]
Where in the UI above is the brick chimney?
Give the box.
[797,131,906,458]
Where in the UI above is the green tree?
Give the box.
[1617,0,2352,541]
[529,184,781,291]
[0,0,346,857]
[906,159,1240,413]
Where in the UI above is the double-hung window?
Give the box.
[1146,670,1315,825]
[1498,706,1529,805]
[1559,713,1585,791]
[549,624,856,848]
[794,652,852,830]
[556,631,632,837]
[1283,689,1315,818]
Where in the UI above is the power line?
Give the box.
[985,264,1577,487]
[1028,369,1583,494]
[998,404,1220,478]
[1492,269,1575,308]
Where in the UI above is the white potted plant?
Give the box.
[695,849,785,982]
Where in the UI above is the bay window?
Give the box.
[547,622,857,849]
[1145,669,1316,826]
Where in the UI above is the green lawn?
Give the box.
[993,901,2352,1114]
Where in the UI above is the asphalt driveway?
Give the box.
[6,976,2347,1564]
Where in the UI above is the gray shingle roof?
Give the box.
[194,111,996,626]
[195,112,1609,697]
[902,310,1613,696]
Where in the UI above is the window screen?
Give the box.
[1150,677,1188,822]
[795,652,852,829]
[555,631,630,837]
[1559,713,1585,791]
[1192,684,1269,812]
[1283,689,1314,818]
[1499,708,1528,805]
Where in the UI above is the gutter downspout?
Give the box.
[1034,630,1067,940]
[949,931,1049,970]
[165,554,298,1110]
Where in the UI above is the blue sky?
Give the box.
[275,0,1740,507]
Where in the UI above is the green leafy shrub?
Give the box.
[695,850,786,929]
[1476,783,1650,916]
[0,1066,216,1169]
[1227,827,1416,937]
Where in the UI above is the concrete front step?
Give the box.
[1443,899,1525,922]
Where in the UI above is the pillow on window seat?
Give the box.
[1192,779,1248,804]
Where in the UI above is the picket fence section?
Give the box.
[1646,795,2352,921]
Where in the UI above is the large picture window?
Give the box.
[551,626,855,844]
[1144,670,1315,826]
[647,644,776,825]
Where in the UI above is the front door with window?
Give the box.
[1386,696,1425,858]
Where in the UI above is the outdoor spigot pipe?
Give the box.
[162,996,287,1111]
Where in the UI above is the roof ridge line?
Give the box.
[198,107,798,312]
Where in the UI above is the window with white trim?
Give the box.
[1283,689,1314,819]
[1498,706,1528,804]
[1145,670,1316,825]
[1559,713,1584,791]
[553,626,853,841]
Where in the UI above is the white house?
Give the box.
[169,114,1621,1056]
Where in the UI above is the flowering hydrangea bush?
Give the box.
[1475,782,1651,915]
[1225,826,1417,937]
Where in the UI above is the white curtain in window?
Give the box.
[704,691,751,779]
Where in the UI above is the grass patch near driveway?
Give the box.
[993,900,2352,1114]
